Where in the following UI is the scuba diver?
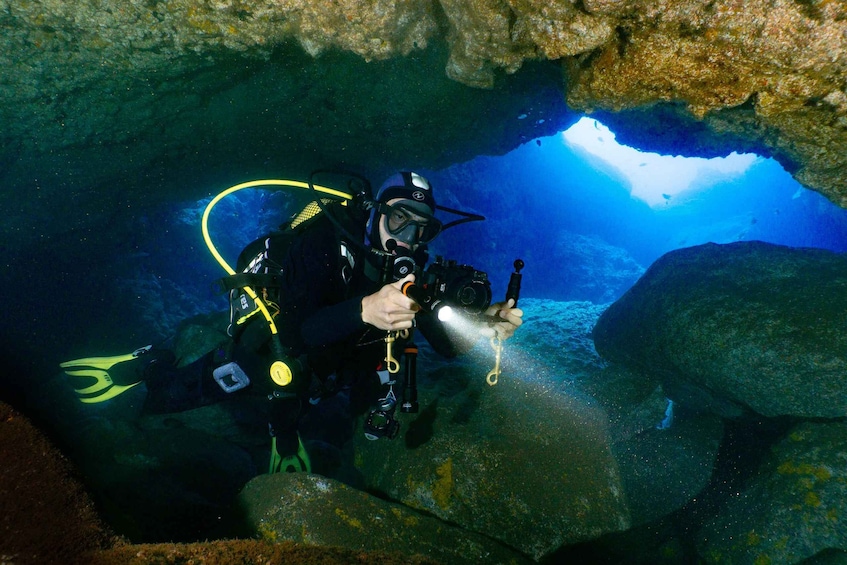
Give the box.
[61,171,523,474]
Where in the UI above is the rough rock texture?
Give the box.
[2,0,846,250]
[698,421,847,564]
[2,398,425,565]
[610,396,725,527]
[509,298,611,379]
[354,360,631,561]
[593,241,847,419]
[568,0,847,201]
[512,299,724,529]
[237,473,531,564]
[0,400,112,563]
[552,232,646,303]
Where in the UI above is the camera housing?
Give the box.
[420,256,492,315]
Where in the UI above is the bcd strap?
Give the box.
[217,272,284,293]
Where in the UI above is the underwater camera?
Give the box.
[403,256,492,318]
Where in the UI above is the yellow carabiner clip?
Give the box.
[385,332,400,374]
[486,336,502,386]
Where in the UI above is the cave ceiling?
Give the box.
[2,0,845,247]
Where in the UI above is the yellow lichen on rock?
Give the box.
[334,507,365,531]
[432,457,454,510]
[440,0,533,88]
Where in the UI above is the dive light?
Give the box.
[400,280,449,319]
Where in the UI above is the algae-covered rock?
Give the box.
[698,421,847,563]
[567,0,847,201]
[237,473,532,564]
[594,241,847,419]
[612,409,724,526]
[354,364,631,561]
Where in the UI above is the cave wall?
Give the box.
[1,0,845,247]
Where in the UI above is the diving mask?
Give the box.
[380,202,442,246]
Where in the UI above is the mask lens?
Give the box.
[383,204,442,244]
[418,221,441,243]
[387,207,411,234]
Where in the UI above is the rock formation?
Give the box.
[238,473,532,564]
[2,0,845,249]
[699,421,847,564]
[591,241,847,563]
[1,398,426,564]
[353,364,631,560]
[594,241,847,419]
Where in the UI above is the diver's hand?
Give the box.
[481,299,523,341]
[361,274,420,331]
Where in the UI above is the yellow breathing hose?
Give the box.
[201,178,353,335]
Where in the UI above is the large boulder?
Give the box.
[509,298,611,378]
[353,359,631,561]
[608,389,725,527]
[698,421,847,563]
[513,298,724,528]
[593,241,847,419]
[236,473,531,565]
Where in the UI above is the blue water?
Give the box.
[12,122,847,383]
[188,128,847,317]
[419,132,847,303]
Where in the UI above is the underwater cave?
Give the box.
[2,1,847,564]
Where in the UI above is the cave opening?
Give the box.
[418,117,847,303]
[174,115,847,325]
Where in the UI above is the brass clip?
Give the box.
[486,336,502,386]
[385,332,400,374]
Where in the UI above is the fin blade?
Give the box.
[78,381,143,404]
[64,369,113,394]
[60,352,137,370]
[59,345,153,371]
[269,435,311,474]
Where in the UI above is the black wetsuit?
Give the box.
[144,205,471,460]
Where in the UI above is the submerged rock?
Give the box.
[612,406,724,527]
[580,364,725,528]
[594,241,847,419]
[510,298,610,379]
[0,400,439,565]
[237,473,531,565]
[698,421,847,564]
[550,232,645,303]
[0,400,113,562]
[353,363,631,561]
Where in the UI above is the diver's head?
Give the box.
[368,172,441,253]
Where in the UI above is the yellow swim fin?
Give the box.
[60,345,152,404]
[269,434,311,474]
